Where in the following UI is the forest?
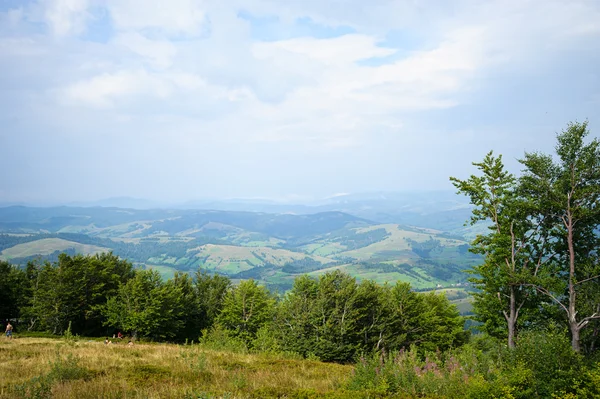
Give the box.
[1,121,599,398]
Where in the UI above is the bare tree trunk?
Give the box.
[571,323,581,353]
[566,202,580,352]
[505,287,516,349]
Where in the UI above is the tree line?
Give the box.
[0,252,467,363]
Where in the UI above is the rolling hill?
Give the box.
[0,205,480,293]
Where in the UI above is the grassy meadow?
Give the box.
[0,337,358,399]
[0,238,109,261]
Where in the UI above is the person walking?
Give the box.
[5,322,13,339]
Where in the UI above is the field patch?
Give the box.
[0,238,110,260]
[0,338,352,398]
[191,244,332,274]
[338,224,468,261]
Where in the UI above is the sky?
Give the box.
[1,0,599,204]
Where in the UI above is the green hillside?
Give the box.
[0,206,480,291]
[0,238,110,260]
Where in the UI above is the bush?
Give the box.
[251,325,281,353]
[199,323,248,353]
[47,352,93,382]
[502,328,594,398]
[347,330,600,399]
[12,375,53,399]
[11,352,92,399]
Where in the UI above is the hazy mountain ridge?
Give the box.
[0,200,480,292]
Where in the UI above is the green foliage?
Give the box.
[349,329,600,399]
[195,269,231,331]
[251,324,282,353]
[101,269,185,339]
[11,375,53,399]
[199,323,248,353]
[11,351,92,399]
[275,271,467,363]
[519,121,600,352]
[62,321,78,346]
[505,327,595,398]
[0,260,29,323]
[218,279,276,344]
[25,253,134,335]
[47,352,93,382]
[450,120,600,353]
[451,151,544,348]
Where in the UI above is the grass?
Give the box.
[338,224,468,262]
[0,337,354,399]
[188,244,332,272]
[0,239,109,261]
[144,264,179,280]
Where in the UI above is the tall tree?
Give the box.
[195,269,231,331]
[218,279,275,344]
[0,261,29,324]
[451,152,550,348]
[275,275,319,357]
[102,269,184,340]
[311,270,362,362]
[25,253,134,335]
[520,121,600,352]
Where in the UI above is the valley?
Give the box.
[0,199,481,297]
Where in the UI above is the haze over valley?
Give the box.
[0,191,480,309]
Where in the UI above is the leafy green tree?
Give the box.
[451,152,550,348]
[275,274,319,356]
[170,272,198,341]
[311,270,361,362]
[28,261,65,334]
[218,279,275,344]
[195,269,230,331]
[24,253,134,335]
[520,121,600,352]
[420,292,469,352]
[385,282,431,350]
[354,279,390,352]
[0,260,29,323]
[102,269,184,339]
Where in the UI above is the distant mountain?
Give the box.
[0,204,480,293]
[175,191,473,232]
[67,197,169,209]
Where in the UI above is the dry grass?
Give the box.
[0,337,354,399]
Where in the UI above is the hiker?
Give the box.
[117,331,123,340]
[5,322,13,339]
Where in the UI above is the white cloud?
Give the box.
[1,0,600,200]
[43,0,90,36]
[253,34,396,65]
[108,0,207,36]
[112,32,177,69]
[62,70,171,107]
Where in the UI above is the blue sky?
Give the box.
[1,0,599,203]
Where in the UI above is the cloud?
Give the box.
[43,0,90,36]
[0,0,599,201]
[107,0,207,36]
[112,32,177,69]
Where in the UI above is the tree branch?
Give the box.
[577,313,600,329]
[574,275,600,286]
[523,284,570,315]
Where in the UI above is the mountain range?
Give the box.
[0,192,482,302]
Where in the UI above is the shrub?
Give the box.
[47,352,93,382]
[199,323,248,353]
[503,328,589,398]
